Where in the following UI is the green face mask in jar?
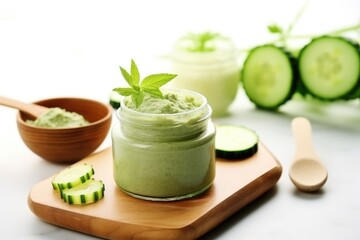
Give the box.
[170,32,240,117]
[111,89,216,201]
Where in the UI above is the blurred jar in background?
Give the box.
[170,32,240,117]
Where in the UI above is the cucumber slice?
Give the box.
[62,179,105,205]
[215,125,258,159]
[51,163,94,190]
[298,36,360,100]
[241,45,297,109]
[109,91,122,109]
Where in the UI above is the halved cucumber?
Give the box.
[215,125,258,159]
[241,45,298,109]
[51,163,94,190]
[62,179,105,205]
[298,36,360,100]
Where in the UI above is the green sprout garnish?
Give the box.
[178,31,228,52]
[113,59,177,108]
[264,2,360,49]
[237,2,360,54]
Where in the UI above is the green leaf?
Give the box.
[268,24,283,34]
[132,92,145,108]
[113,87,137,96]
[142,87,163,98]
[115,59,177,108]
[130,59,140,86]
[119,66,135,88]
[180,32,226,52]
[141,74,177,88]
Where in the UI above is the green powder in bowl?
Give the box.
[27,107,90,128]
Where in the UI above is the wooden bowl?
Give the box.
[17,97,113,164]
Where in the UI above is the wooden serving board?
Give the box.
[28,142,282,240]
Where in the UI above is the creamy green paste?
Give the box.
[125,92,202,114]
[27,107,90,128]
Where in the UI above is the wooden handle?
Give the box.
[0,96,48,118]
[291,117,318,162]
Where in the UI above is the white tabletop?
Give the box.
[1,0,360,239]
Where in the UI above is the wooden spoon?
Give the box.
[0,96,48,118]
[289,117,328,192]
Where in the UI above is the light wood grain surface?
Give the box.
[28,142,282,240]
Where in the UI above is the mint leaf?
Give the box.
[113,87,136,96]
[179,32,227,52]
[141,74,177,88]
[132,91,145,108]
[268,24,283,34]
[130,59,140,86]
[113,59,177,108]
[119,66,135,88]
[142,87,163,98]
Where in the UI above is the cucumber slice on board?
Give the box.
[241,45,298,109]
[215,125,258,160]
[51,163,95,190]
[298,36,360,100]
[62,179,105,205]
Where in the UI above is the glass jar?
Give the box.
[111,89,216,201]
[170,40,240,117]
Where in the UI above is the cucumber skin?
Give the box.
[109,92,122,109]
[241,44,299,110]
[215,125,259,160]
[109,99,121,109]
[297,35,360,101]
[216,143,258,160]
[51,165,95,191]
[341,44,360,100]
[62,180,105,205]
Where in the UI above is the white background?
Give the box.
[1,0,359,101]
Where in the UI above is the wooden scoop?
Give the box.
[289,117,328,192]
[0,96,48,118]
